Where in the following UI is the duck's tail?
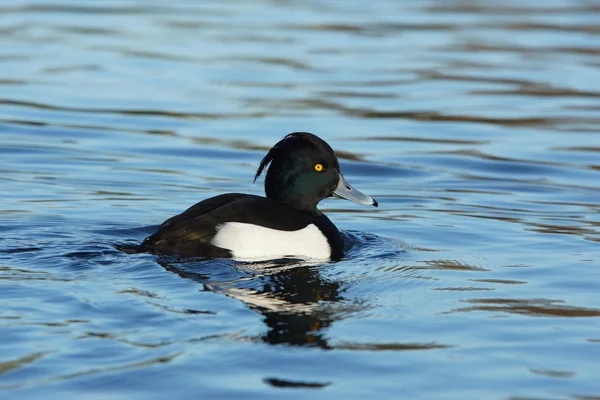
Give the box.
[116,243,143,254]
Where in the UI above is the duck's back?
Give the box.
[136,193,342,260]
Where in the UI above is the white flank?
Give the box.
[211,222,331,261]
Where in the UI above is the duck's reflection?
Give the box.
[160,259,342,348]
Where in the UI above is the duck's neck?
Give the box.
[267,192,321,215]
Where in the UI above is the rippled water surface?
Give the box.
[2,1,600,398]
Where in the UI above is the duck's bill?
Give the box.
[332,174,378,207]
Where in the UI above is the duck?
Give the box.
[134,132,377,261]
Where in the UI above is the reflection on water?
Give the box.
[169,260,342,348]
[2,0,600,398]
[161,251,454,353]
[450,298,600,317]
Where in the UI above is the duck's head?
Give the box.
[254,132,378,214]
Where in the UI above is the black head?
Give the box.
[254,132,377,213]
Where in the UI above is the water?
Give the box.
[2,0,600,398]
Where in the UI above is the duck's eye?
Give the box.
[314,163,324,172]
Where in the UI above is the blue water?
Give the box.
[2,1,600,398]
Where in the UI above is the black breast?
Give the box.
[311,213,344,261]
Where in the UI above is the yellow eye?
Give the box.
[314,163,324,172]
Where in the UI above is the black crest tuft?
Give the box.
[253,132,333,182]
